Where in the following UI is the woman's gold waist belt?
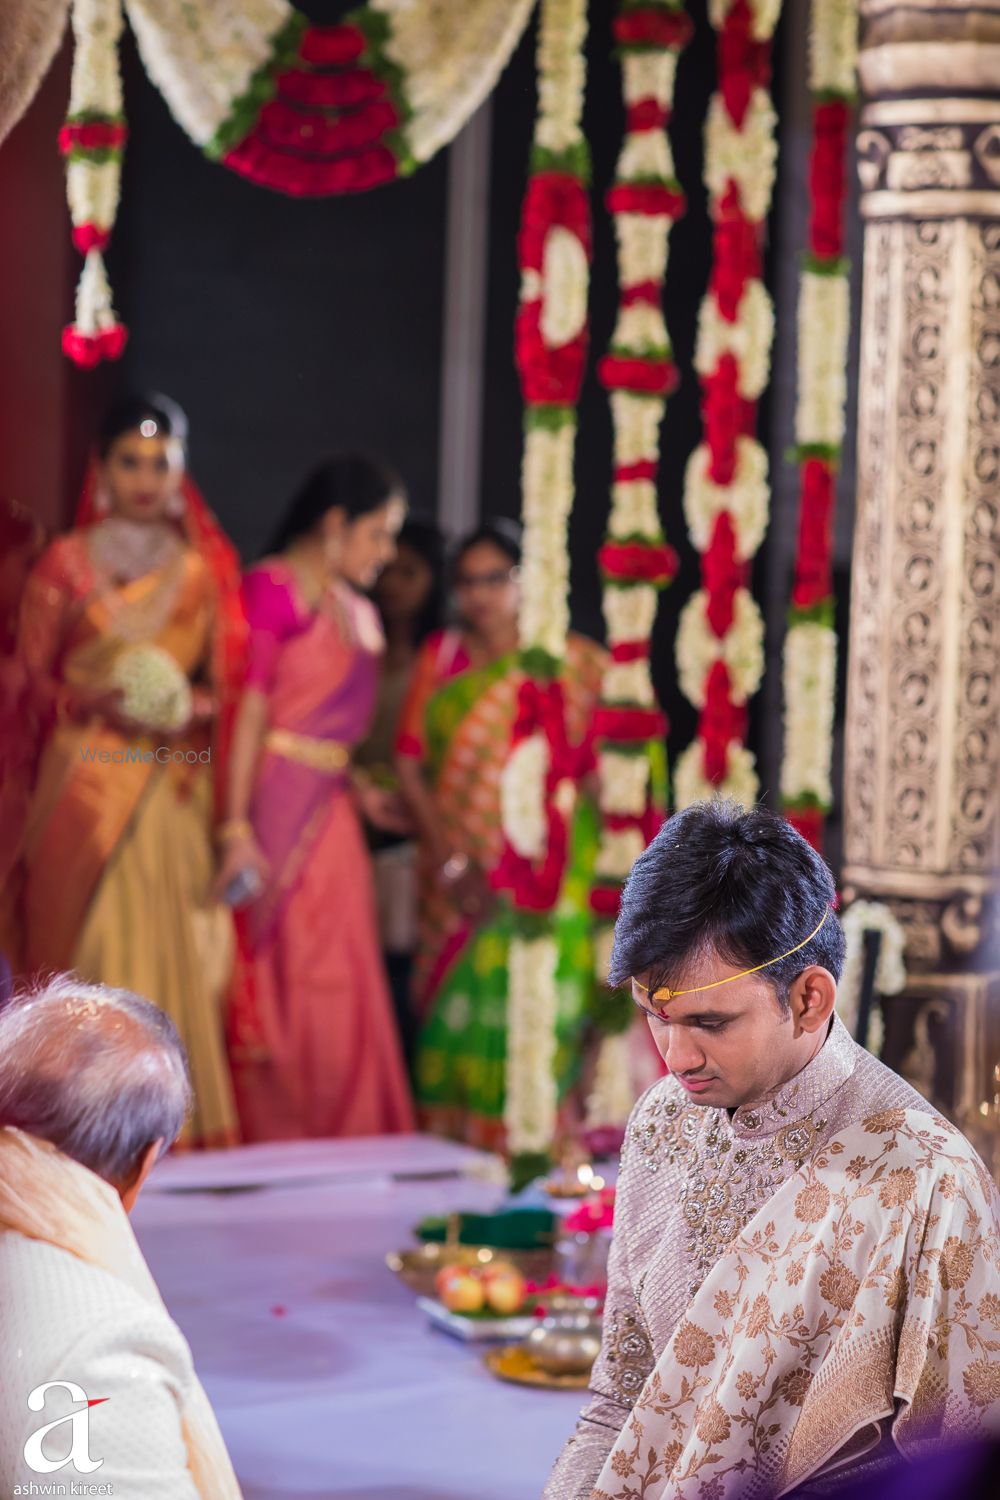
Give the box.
[265,727,350,774]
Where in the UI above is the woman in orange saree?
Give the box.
[396,522,605,1150]
[17,394,244,1148]
[217,455,415,1141]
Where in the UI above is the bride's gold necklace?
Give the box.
[86,517,187,644]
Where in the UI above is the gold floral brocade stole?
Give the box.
[592,1108,1000,1500]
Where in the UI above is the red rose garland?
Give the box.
[584,2,691,1135]
[60,0,130,367]
[673,0,780,810]
[496,0,591,1167]
[780,0,857,845]
[495,0,592,919]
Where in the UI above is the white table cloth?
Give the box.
[133,1134,581,1499]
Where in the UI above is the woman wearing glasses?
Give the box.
[395,520,605,1149]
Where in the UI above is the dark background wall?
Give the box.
[113,0,446,560]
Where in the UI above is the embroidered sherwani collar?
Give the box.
[730,1014,858,1141]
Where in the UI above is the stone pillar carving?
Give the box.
[843,1,1000,1127]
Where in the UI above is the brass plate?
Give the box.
[483,1344,592,1390]
[385,1243,491,1295]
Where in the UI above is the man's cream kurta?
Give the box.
[544,1017,946,1498]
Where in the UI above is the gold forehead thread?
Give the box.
[633,907,831,1006]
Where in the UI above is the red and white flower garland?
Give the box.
[496,0,590,1163]
[779,0,857,848]
[673,0,781,809]
[60,0,128,367]
[58,0,535,366]
[836,899,904,1055]
[585,1,692,1130]
[126,0,534,191]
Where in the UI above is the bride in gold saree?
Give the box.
[16,394,245,1148]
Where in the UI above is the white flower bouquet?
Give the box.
[110,644,192,731]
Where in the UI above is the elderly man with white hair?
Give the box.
[0,974,241,1499]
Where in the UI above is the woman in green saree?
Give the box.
[395,521,605,1150]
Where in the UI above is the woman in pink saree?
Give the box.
[217,455,414,1141]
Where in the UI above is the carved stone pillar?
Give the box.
[843,1,1000,1124]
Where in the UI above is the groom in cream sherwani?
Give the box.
[545,802,1000,1500]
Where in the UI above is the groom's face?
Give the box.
[631,954,830,1110]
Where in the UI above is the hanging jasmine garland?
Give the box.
[586,0,692,1132]
[779,0,857,848]
[673,0,781,808]
[496,0,591,1171]
[60,0,128,366]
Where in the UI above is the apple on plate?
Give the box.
[440,1271,486,1314]
[434,1264,468,1299]
[483,1268,526,1315]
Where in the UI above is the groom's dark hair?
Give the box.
[608,801,845,1011]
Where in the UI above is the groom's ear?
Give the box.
[788,967,836,1035]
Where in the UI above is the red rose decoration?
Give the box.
[516,300,589,406]
[598,541,679,586]
[621,281,661,309]
[298,23,367,67]
[702,354,754,485]
[614,460,658,485]
[62,323,128,369]
[700,660,747,783]
[792,459,835,609]
[223,135,398,195]
[606,182,686,220]
[259,98,399,155]
[590,885,623,919]
[610,640,651,664]
[717,0,771,131]
[594,706,666,742]
[518,173,591,273]
[613,10,693,50]
[786,806,825,849]
[59,120,127,154]
[598,354,679,398]
[71,224,111,255]
[626,100,670,135]
[710,185,760,319]
[809,102,849,262]
[703,511,744,638]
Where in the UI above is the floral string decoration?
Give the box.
[673,0,781,809]
[779,0,858,848]
[836,898,905,1056]
[585,0,692,1134]
[60,0,129,367]
[496,0,591,1183]
[57,0,536,365]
